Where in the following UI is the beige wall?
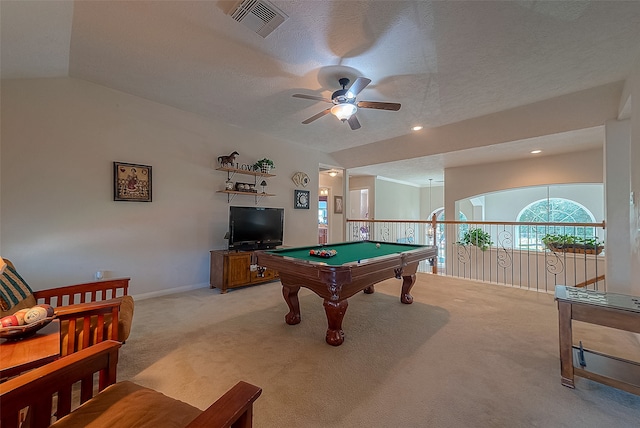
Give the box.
[318,173,344,244]
[626,57,640,294]
[605,120,632,294]
[0,78,335,297]
[374,179,421,220]
[348,176,376,219]
[420,184,444,219]
[332,83,621,169]
[444,149,603,221]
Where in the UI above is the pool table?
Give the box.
[255,241,437,346]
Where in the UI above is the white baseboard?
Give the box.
[132,282,210,301]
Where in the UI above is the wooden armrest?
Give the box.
[33,277,130,306]
[185,381,262,428]
[54,298,123,355]
[54,297,123,317]
[0,341,121,428]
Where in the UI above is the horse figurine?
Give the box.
[218,151,239,167]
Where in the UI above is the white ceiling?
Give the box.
[2,1,639,186]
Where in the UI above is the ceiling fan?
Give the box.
[292,77,401,130]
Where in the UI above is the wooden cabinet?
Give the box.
[210,250,279,293]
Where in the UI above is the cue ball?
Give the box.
[376,243,381,248]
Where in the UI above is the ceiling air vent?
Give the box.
[230,0,288,38]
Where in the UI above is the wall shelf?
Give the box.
[216,166,275,204]
[216,166,275,178]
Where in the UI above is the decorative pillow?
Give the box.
[0,265,37,317]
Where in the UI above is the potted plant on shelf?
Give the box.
[253,158,275,174]
[542,233,604,255]
[457,228,493,251]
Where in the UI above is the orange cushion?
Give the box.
[118,295,135,341]
[50,381,202,427]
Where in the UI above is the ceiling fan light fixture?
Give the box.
[331,103,357,121]
[294,76,399,129]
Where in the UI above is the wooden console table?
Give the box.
[555,285,640,395]
[0,320,60,379]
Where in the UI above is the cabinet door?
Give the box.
[250,268,278,283]
[225,253,251,286]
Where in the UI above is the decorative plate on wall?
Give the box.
[292,171,310,188]
[294,189,310,209]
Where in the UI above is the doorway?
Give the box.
[349,188,369,219]
[318,194,328,244]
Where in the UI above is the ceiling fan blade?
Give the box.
[357,101,401,111]
[293,94,332,103]
[302,108,331,124]
[347,115,361,130]
[347,77,371,96]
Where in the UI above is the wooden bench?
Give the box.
[2,259,134,357]
[0,341,262,427]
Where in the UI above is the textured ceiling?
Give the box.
[2,1,640,185]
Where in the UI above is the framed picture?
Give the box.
[334,195,343,214]
[294,189,310,209]
[114,162,152,202]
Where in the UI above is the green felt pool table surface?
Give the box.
[264,240,427,266]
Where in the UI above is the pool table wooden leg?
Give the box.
[400,274,416,304]
[323,299,348,346]
[282,285,301,325]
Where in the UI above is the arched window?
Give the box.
[517,198,597,250]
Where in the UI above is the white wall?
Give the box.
[0,78,335,297]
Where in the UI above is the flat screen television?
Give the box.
[228,206,284,250]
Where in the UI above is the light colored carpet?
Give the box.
[118,274,640,427]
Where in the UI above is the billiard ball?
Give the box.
[376,243,381,248]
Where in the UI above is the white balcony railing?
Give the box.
[346,217,606,293]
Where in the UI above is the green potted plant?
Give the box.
[253,158,275,174]
[457,228,493,251]
[542,233,604,255]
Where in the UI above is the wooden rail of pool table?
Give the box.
[256,242,437,346]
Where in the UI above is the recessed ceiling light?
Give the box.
[412,126,423,131]
[531,150,542,154]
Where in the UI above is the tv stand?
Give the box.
[210,249,279,293]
